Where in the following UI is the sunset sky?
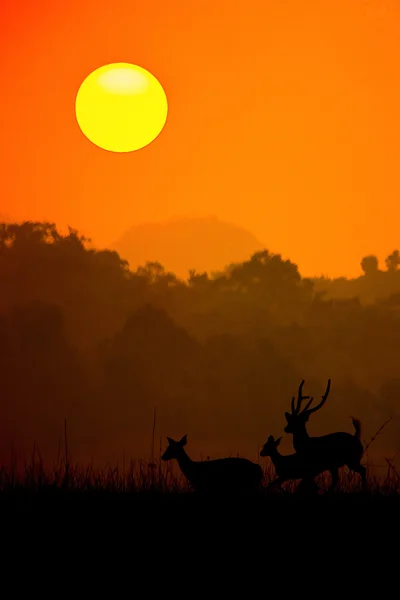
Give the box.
[1,0,399,278]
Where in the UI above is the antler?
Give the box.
[302,379,331,414]
[291,380,311,414]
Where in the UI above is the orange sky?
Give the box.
[1,0,399,278]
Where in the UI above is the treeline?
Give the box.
[314,250,400,305]
[0,221,399,466]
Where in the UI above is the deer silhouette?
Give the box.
[162,434,263,493]
[260,435,321,494]
[284,379,367,491]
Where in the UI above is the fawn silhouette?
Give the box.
[260,435,321,494]
[162,435,263,493]
[284,379,366,490]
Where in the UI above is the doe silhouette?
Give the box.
[162,434,263,493]
[284,379,366,490]
[260,434,321,494]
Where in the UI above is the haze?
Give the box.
[0,221,399,469]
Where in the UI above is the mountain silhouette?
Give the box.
[111,216,266,278]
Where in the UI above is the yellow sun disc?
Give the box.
[75,63,168,152]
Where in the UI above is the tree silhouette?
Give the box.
[0,220,399,464]
[385,250,400,272]
[360,255,379,276]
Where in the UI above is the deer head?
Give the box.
[161,434,188,461]
[260,435,282,457]
[284,379,331,434]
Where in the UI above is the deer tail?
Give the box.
[350,416,361,440]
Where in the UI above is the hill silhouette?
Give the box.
[111,216,266,279]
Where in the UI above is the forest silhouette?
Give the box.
[0,220,399,479]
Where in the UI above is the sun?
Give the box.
[75,63,168,153]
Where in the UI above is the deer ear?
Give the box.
[167,437,174,445]
[275,437,282,446]
[179,434,187,446]
[285,412,291,422]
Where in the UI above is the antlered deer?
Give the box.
[162,435,263,493]
[284,379,366,490]
[260,435,321,494]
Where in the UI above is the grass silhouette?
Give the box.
[1,452,398,497]
[2,416,398,497]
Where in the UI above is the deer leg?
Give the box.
[267,476,285,492]
[329,468,339,492]
[348,462,367,491]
